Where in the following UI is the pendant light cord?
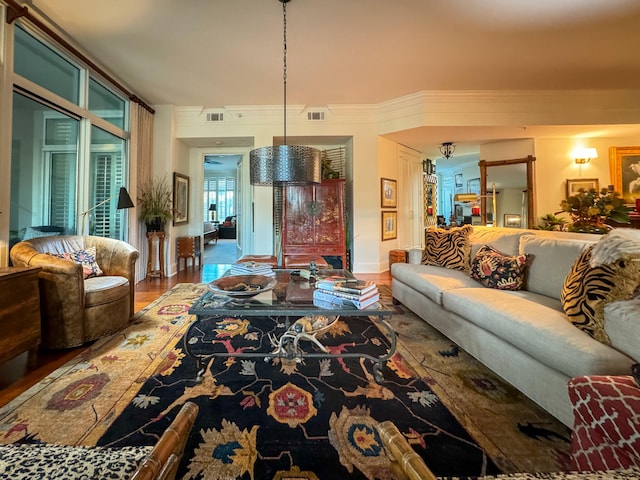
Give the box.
[282,0,288,144]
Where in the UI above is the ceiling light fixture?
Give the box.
[249,0,321,186]
[439,142,456,160]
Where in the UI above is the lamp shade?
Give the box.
[117,187,135,209]
[454,193,478,203]
[209,204,217,211]
[250,145,321,186]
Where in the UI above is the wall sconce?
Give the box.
[573,147,598,164]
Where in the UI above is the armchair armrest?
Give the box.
[131,401,199,480]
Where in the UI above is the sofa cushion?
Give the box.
[442,288,634,379]
[50,246,104,279]
[470,244,529,290]
[469,227,534,259]
[391,262,479,305]
[84,276,129,306]
[519,235,594,300]
[421,225,472,272]
[23,226,62,241]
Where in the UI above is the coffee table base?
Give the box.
[183,314,396,384]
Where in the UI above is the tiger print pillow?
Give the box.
[421,225,472,272]
[561,245,640,345]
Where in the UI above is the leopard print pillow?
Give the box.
[561,245,640,345]
[421,225,472,272]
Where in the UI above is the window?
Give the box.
[88,127,126,237]
[14,25,80,105]
[10,25,130,244]
[10,93,79,242]
[89,78,127,130]
[204,176,235,222]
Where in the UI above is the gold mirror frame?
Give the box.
[479,155,536,228]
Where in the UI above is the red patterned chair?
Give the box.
[568,375,640,472]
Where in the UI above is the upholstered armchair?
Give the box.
[10,235,139,349]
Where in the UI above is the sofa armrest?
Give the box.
[604,298,640,362]
[407,248,423,264]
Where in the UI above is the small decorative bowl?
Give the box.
[208,274,277,298]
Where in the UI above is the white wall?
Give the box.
[148,91,640,274]
[534,137,640,223]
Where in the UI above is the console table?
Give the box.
[0,267,41,364]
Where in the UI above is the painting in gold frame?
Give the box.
[380,178,397,208]
[609,146,640,204]
[381,211,397,241]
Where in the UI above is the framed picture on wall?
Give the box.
[454,173,463,188]
[467,178,481,195]
[504,214,522,228]
[609,146,640,204]
[380,178,397,208]
[566,178,599,198]
[381,211,397,241]
[173,172,189,226]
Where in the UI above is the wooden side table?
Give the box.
[389,249,408,267]
[146,231,166,279]
[0,266,42,364]
[177,235,202,271]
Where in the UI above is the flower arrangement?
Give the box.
[556,188,629,234]
[137,176,174,231]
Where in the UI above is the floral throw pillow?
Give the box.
[421,225,472,272]
[51,246,103,279]
[470,244,530,290]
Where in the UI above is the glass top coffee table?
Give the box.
[187,269,395,382]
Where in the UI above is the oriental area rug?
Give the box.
[0,283,573,479]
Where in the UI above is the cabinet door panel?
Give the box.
[282,180,346,265]
[283,185,314,245]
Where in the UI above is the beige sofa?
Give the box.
[10,235,139,349]
[391,227,639,427]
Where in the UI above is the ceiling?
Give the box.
[26,0,640,159]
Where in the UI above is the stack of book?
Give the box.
[313,276,379,309]
[229,261,275,277]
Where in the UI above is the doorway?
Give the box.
[203,154,241,265]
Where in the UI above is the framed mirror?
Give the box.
[479,155,536,228]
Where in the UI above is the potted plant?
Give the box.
[556,187,630,234]
[535,213,568,231]
[137,176,173,231]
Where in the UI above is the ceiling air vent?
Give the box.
[206,113,224,122]
[307,111,325,121]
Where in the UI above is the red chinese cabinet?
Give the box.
[282,179,346,268]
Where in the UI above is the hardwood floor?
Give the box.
[0,265,391,408]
